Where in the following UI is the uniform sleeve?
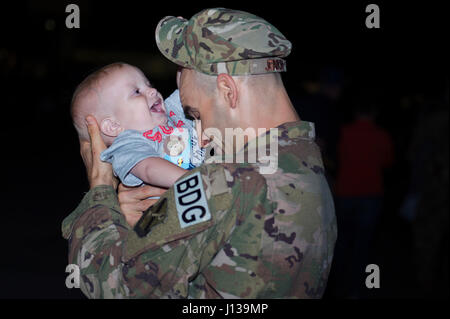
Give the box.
[62,164,242,299]
[120,163,257,298]
[100,130,160,186]
[62,185,132,298]
[62,163,270,298]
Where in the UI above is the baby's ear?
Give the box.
[100,118,122,137]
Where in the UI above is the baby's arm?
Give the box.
[130,157,186,188]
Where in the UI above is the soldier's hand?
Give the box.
[80,115,118,189]
[118,183,167,227]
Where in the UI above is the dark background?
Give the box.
[0,0,447,298]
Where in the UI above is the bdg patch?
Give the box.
[174,171,211,228]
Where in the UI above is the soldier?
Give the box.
[62,8,337,298]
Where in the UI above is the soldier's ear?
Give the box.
[217,73,238,109]
[100,118,123,137]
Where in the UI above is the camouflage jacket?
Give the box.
[62,120,337,298]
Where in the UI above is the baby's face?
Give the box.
[101,64,167,132]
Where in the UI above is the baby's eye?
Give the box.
[135,88,140,95]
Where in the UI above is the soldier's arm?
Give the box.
[62,162,240,298]
[121,163,258,298]
[62,185,132,298]
[62,116,133,297]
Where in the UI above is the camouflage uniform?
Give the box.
[62,8,337,299]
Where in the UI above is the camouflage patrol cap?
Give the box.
[155,8,292,76]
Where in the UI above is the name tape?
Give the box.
[174,171,211,228]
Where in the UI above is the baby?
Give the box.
[71,62,205,188]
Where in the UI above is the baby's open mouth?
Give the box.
[149,98,164,113]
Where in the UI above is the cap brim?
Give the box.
[155,16,191,68]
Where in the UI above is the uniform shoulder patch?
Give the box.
[174,171,211,228]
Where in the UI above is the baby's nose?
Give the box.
[145,87,157,97]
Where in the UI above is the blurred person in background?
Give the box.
[332,97,394,298]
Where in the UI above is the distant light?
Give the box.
[45,19,56,31]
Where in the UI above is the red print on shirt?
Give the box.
[174,120,185,128]
[174,120,185,132]
[159,125,174,135]
[143,130,162,143]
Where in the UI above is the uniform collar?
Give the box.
[204,120,316,164]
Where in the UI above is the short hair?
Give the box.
[70,62,126,141]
